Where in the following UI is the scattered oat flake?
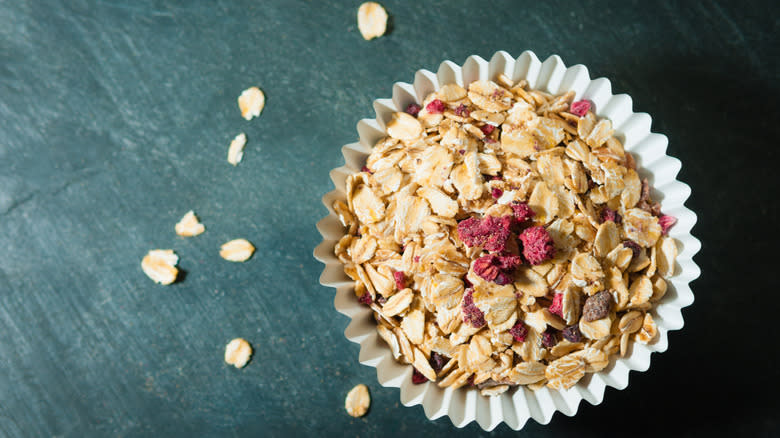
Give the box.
[227,133,247,166]
[141,249,179,285]
[220,238,255,262]
[357,2,388,40]
[345,384,371,417]
[175,211,205,237]
[224,338,252,368]
[238,87,265,120]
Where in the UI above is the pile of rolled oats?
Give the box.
[333,74,679,395]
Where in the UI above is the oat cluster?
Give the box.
[334,74,678,395]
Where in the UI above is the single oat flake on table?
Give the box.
[238,87,265,120]
[357,2,388,40]
[220,238,255,262]
[344,384,371,417]
[333,77,679,395]
[227,133,247,166]
[224,338,253,368]
[175,210,205,237]
[141,249,179,285]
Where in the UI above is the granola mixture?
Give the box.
[333,75,678,395]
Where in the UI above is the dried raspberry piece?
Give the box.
[570,100,591,117]
[480,124,495,135]
[510,201,535,223]
[473,253,522,284]
[582,291,613,322]
[519,226,555,265]
[358,293,372,306]
[393,271,406,290]
[658,214,677,235]
[622,240,642,258]
[491,188,503,199]
[411,368,428,384]
[494,271,513,285]
[461,288,486,328]
[404,103,421,117]
[454,104,470,117]
[548,293,563,318]
[457,217,484,247]
[600,207,622,224]
[541,329,558,348]
[490,175,502,181]
[426,99,445,114]
[509,321,528,342]
[562,325,582,342]
[482,216,513,252]
[458,149,465,155]
[429,351,449,373]
[361,165,372,174]
[457,215,513,252]
[413,256,420,263]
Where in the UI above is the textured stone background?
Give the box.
[0,0,777,436]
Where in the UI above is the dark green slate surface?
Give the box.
[0,0,778,436]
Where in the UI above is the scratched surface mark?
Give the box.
[0,0,778,436]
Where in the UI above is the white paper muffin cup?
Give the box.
[314,50,701,431]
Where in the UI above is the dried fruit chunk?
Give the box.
[175,211,205,237]
[356,2,388,40]
[461,288,486,328]
[545,355,586,390]
[582,291,612,321]
[519,226,555,265]
[141,249,179,285]
[569,100,591,117]
[224,338,252,368]
[387,111,423,140]
[345,384,371,417]
[472,253,522,285]
[220,239,255,262]
[659,215,677,235]
[562,325,582,342]
[457,215,513,252]
[238,87,265,120]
